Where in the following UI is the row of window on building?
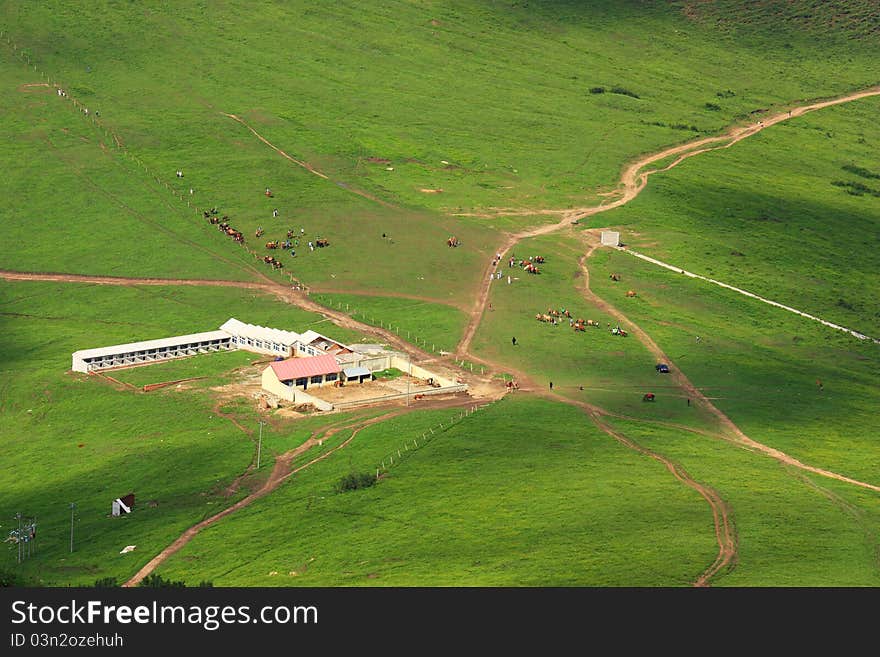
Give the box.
[83,339,232,369]
[231,335,292,353]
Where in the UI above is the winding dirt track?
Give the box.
[9,85,880,587]
[583,406,737,586]
[122,393,485,587]
[457,86,880,357]
[575,243,880,494]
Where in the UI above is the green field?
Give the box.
[311,292,469,356]
[153,397,718,586]
[590,96,880,336]
[2,1,879,588]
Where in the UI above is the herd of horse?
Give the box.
[535,310,601,331]
[262,255,284,270]
[533,305,629,337]
[200,188,338,272]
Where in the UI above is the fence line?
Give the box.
[373,400,497,480]
[308,295,486,374]
[2,33,294,286]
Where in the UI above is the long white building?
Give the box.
[71,318,353,373]
[71,331,234,373]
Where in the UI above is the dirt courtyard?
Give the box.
[309,375,438,405]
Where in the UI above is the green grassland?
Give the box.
[0,280,369,584]
[591,96,880,336]
[2,0,879,588]
[311,292,469,355]
[153,396,718,586]
[605,417,880,586]
[588,247,880,486]
[106,350,258,389]
[0,58,263,282]
[6,1,879,214]
[472,231,719,430]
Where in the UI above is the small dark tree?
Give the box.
[92,577,119,588]
[0,567,23,587]
[139,573,187,588]
[336,472,377,493]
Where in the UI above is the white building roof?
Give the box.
[299,330,350,352]
[219,318,303,346]
[72,330,231,360]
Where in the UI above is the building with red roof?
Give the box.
[261,354,342,401]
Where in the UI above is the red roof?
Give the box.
[269,354,340,381]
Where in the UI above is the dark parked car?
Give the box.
[655,363,670,373]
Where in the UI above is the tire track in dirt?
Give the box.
[456,86,880,357]
[123,410,400,587]
[582,405,737,586]
[123,392,489,587]
[575,244,880,494]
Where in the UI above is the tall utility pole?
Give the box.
[69,503,76,553]
[406,359,412,406]
[257,421,264,469]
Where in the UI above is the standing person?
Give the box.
[687,398,690,407]
[511,337,517,346]
[273,208,279,217]
[549,381,553,390]
[507,275,511,285]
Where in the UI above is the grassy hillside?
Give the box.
[0,280,367,584]
[3,1,879,217]
[587,247,880,486]
[153,396,719,586]
[2,0,879,588]
[590,96,880,336]
[607,417,880,586]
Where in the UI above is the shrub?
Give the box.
[704,102,722,111]
[588,86,606,94]
[373,368,403,379]
[842,164,880,179]
[139,573,187,588]
[336,472,377,493]
[610,86,639,98]
[92,577,118,587]
[0,567,23,587]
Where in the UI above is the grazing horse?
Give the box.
[266,241,279,249]
[610,273,621,281]
[316,238,329,247]
[626,290,637,297]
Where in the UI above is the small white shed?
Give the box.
[601,231,620,247]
